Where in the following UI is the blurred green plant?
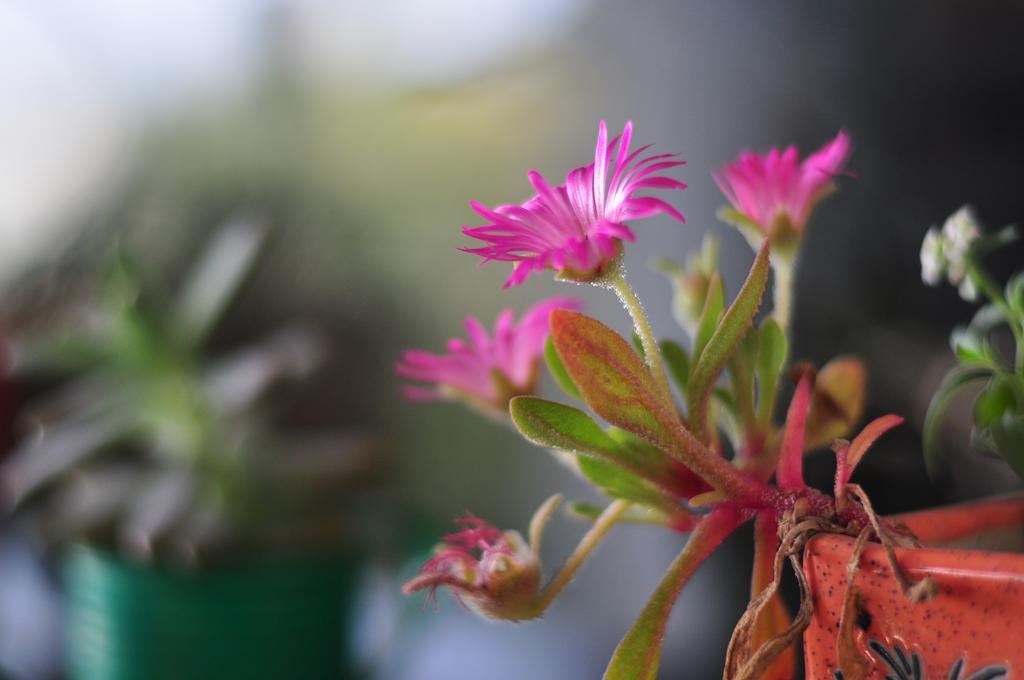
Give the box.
[2,216,381,564]
[921,206,1024,479]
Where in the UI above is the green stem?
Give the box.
[531,499,630,615]
[609,272,675,406]
[771,255,795,337]
[967,258,1024,371]
[602,506,746,679]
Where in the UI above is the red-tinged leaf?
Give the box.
[805,356,867,450]
[751,514,796,680]
[776,372,812,490]
[833,440,852,500]
[845,414,903,474]
[688,243,770,442]
[550,310,679,454]
[550,310,770,504]
[602,507,745,680]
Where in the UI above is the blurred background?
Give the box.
[1,1,1024,678]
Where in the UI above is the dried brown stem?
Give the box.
[725,483,936,680]
[846,484,936,603]
[836,527,873,680]
[724,516,837,680]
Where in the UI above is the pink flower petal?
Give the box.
[396,297,582,410]
[715,131,851,234]
[463,121,686,285]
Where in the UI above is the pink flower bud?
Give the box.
[714,131,851,248]
[402,515,541,622]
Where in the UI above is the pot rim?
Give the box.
[805,492,1024,573]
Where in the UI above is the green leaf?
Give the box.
[631,332,646,358]
[712,386,743,452]
[727,331,758,431]
[567,501,675,527]
[717,206,767,255]
[970,424,1000,457]
[510,397,672,486]
[1006,273,1024,318]
[605,427,709,504]
[712,387,738,417]
[991,412,1024,479]
[951,326,989,364]
[176,217,265,348]
[5,413,133,506]
[952,303,1010,367]
[659,340,690,393]
[755,318,788,427]
[975,376,1015,428]
[691,274,725,366]
[972,224,1019,256]
[576,456,683,516]
[604,427,677,475]
[549,310,680,454]
[511,396,619,453]
[103,248,144,311]
[652,257,683,277]
[698,234,720,273]
[603,508,743,680]
[653,234,720,336]
[544,337,581,400]
[687,243,770,441]
[5,332,112,376]
[969,304,1007,335]
[924,365,993,477]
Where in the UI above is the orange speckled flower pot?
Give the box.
[803,495,1024,679]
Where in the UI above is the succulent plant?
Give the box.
[2,216,380,565]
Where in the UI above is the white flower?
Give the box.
[958,275,978,302]
[920,227,945,286]
[941,206,980,284]
[921,206,983,292]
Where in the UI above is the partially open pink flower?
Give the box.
[396,296,582,417]
[462,121,686,287]
[402,514,540,621]
[714,131,851,241]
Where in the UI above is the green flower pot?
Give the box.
[63,545,360,680]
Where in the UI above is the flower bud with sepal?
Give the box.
[403,496,564,622]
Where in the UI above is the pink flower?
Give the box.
[395,296,582,416]
[402,514,540,621]
[462,121,686,287]
[714,131,851,239]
